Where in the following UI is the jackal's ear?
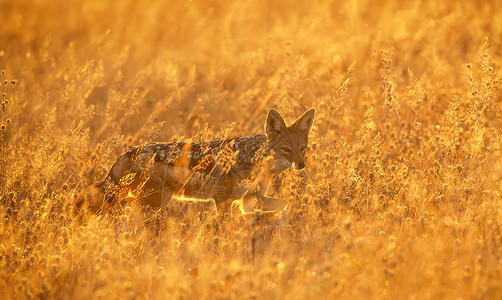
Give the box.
[266,108,288,138]
[292,108,315,136]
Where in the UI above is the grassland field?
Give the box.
[1,0,502,299]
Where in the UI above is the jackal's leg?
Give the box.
[159,188,173,209]
[262,196,291,227]
[142,188,173,210]
[241,195,260,212]
[215,198,234,216]
[259,196,289,212]
[241,195,289,213]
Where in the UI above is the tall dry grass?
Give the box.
[1,0,502,298]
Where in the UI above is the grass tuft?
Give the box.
[1,0,502,298]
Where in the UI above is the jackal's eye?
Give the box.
[300,146,306,152]
[281,147,291,153]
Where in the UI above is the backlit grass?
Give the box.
[1,1,502,298]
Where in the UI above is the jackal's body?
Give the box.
[100,108,315,214]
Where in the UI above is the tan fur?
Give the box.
[93,108,315,215]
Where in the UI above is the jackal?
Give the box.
[97,108,315,215]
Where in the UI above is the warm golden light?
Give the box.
[1,0,501,299]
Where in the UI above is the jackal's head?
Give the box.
[265,108,316,174]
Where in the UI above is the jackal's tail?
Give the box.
[74,151,136,215]
[73,175,115,216]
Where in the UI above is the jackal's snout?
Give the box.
[293,161,305,170]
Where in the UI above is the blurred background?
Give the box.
[2,1,499,143]
[1,1,502,298]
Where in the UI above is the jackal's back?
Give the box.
[103,134,268,199]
